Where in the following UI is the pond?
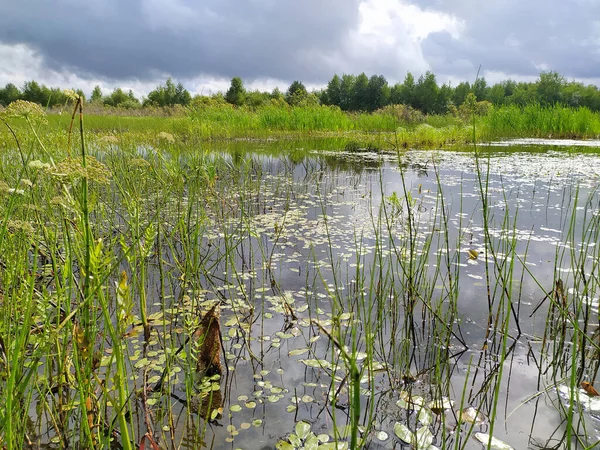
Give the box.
[8,139,600,450]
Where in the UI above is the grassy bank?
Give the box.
[1,102,600,153]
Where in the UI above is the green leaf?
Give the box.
[393,422,413,444]
[415,426,433,448]
[473,433,514,450]
[288,348,310,357]
[296,420,310,439]
[276,441,295,450]
[289,434,302,448]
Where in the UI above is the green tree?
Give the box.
[510,82,538,106]
[536,71,565,106]
[22,81,49,106]
[225,77,246,106]
[0,83,21,106]
[339,74,355,111]
[366,74,390,111]
[90,85,103,103]
[487,84,506,105]
[436,83,453,114]
[245,90,270,108]
[145,78,188,107]
[472,77,488,101]
[323,74,342,107]
[351,73,369,111]
[398,72,416,108]
[174,82,191,106]
[414,71,438,114]
[286,80,309,105]
[453,81,471,107]
[104,88,130,107]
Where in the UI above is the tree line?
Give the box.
[2,71,600,114]
[0,78,191,109]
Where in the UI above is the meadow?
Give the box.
[0,99,600,449]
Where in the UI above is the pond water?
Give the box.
[23,140,600,449]
[125,142,599,450]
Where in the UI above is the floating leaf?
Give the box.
[417,406,433,426]
[296,421,311,440]
[393,422,413,444]
[288,348,310,357]
[467,249,479,260]
[461,406,487,425]
[428,398,454,414]
[230,405,242,412]
[473,433,514,450]
[299,359,332,370]
[304,435,319,450]
[288,434,302,448]
[275,441,295,450]
[415,426,434,448]
[376,431,389,441]
[581,381,599,397]
[397,391,424,410]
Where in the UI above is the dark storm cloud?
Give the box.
[416,0,600,80]
[0,0,361,83]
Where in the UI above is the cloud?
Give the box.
[415,0,600,81]
[0,0,362,83]
[0,0,598,94]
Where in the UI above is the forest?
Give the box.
[1,70,599,115]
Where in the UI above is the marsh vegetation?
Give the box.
[1,98,600,450]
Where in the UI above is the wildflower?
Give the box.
[6,220,34,235]
[2,100,47,124]
[99,135,119,144]
[28,160,52,170]
[63,89,79,102]
[51,156,111,185]
[157,131,175,143]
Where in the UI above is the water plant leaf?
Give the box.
[581,381,599,397]
[288,434,302,447]
[428,398,454,414]
[473,433,514,450]
[415,426,434,448]
[461,406,487,425]
[376,431,388,441]
[288,348,310,356]
[296,421,311,440]
[300,359,332,370]
[304,434,319,450]
[393,422,413,444]
[276,441,295,450]
[467,249,479,260]
[397,391,425,410]
[417,406,433,426]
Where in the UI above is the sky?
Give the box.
[0,0,599,98]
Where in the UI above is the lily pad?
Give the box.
[393,422,413,444]
[473,433,514,450]
[296,421,311,440]
[461,406,487,425]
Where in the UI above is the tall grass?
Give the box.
[482,104,600,139]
